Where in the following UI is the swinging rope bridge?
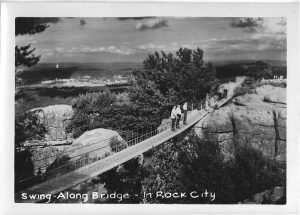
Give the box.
[16,96,231,203]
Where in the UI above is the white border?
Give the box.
[0,2,299,215]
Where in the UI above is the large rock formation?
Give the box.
[241,186,286,204]
[195,83,286,162]
[31,104,74,142]
[44,128,126,174]
[68,128,125,159]
[27,127,126,177]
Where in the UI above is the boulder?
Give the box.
[242,187,285,204]
[31,104,74,141]
[256,85,286,104]
[30,146,63,175]
[201,106,233,132]
[194,84,286,161]
[67,128,126,160]
[30,128,126,178]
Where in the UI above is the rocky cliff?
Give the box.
[30,104,74,143]
[195,82,286,162]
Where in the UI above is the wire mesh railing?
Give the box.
[15,113,176,191]
[27,117,168,171]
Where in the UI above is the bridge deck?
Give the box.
[16,110,210,203]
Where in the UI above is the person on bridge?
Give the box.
[183,102,188,125]
[176,104,182,129]
[205,99,209,111]
[171,105,178,131]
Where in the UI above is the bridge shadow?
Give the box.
[15,149,35,191]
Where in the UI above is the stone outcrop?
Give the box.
[195,83,286,162]
[45,128,126,174]
[31,104,74,142]
[241,187,286,204]
[29,128,126,176]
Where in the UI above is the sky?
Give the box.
[15,17,287,63]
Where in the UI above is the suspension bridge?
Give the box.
[15,97,231,203]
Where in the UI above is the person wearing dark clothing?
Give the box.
[170,106,177,131]
[175,105,182,129]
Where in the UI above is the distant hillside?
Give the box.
[212,60,286,67]
[17,62,143,85]
[214,60,287,80]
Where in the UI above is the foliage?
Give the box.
[15,111,47,147]
[15,90,74,115]
[15,18,54,36]
[132,47,216,104]
[229,144,286,201]
[15,18,59,70]
[65,91,116,138]
[233,77,257,97]
[245,61,272,80]
[127,78,169,123]
[109,136,127,152]
[67,84,167,139]
[216,61,273,80]
[97,157,148,203]
[15,45,40,67]
[141,133,286,204]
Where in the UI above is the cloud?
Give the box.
[135,19,169,31]
[117,17,155,21]
[80,19,86,26]
[230,17,286,34]
[261,18,286,34]
[231,18,261,28]
[137,43,166,50]
[201,34,286,55]
[65,45,136,56]
[230,18,263,32]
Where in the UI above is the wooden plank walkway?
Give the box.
[15,110,210,203]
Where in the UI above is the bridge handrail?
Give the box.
[29,116,169,165]
[16,112,177,188]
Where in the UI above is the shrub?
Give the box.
[15,111,47,148]
[109,136,127,152]
[142,133,286,204]
[229,144,286,201]
[233,77,257,97]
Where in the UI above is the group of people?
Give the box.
[273,75,284,80]
[170,102,188,131]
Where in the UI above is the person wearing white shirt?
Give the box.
[183,102,188,125]
[176,105,182,129]
[170,106,177,131]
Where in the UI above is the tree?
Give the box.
[15,110,47,148]
[66,88,167,139]
[245,61,272,80]
[15,45,40,68]
[97,157,148,203]
[15,18,60,69]
[132,47,216,104]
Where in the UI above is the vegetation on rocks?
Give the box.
[15,111,47,148]
[141,133,285,204]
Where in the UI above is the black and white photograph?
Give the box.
[0,1,299,214]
